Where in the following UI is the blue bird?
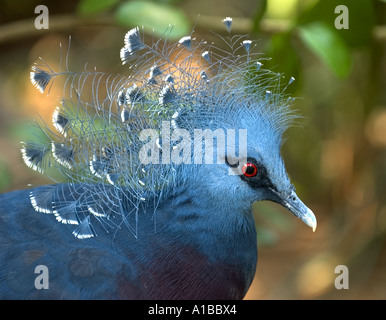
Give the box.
[0,17,316,299]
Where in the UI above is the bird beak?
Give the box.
[269,188,317,232]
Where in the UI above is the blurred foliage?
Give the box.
[77,0,190,38]
[0,159,11,190]
[77,0,120,15]
[0,0,385,299]
[298,21,351,78]
[114,1,190,38]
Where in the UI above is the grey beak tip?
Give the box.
[302,206,317,232]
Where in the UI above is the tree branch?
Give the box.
[0,14,385,46]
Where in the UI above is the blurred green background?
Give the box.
[0,0,385,299]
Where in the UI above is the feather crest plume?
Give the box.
[24,18,296,239]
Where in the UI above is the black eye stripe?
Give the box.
[240,159,264,179]
[225,156,274,189]
[234,157,276,190]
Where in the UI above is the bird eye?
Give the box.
[242,163,258,177]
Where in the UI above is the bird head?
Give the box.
[173,77,317,232]
[25,17,316,238]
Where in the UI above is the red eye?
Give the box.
[242,163,258,177]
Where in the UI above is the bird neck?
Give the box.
[159,182,258,272]
[115,184,258,299]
